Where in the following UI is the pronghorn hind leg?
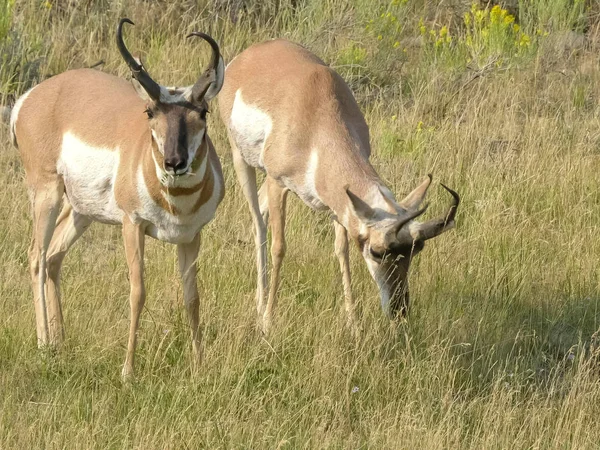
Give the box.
[28,180,64,348]
[257,181,269,225]
[262,177,288,334]
[45,200,92,345]
[177,233,202,366]
[121,218,146,380]
[230,142,268,321]
[333,221,360,335]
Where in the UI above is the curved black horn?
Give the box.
[186,32,222,101]
[117,18,162,101]
[415,183,460,241]
[393,203,429,238]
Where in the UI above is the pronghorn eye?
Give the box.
[144,108,154,119]
[370,248,384,260]
[200,109,208,120]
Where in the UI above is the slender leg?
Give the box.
[177,233,202,364]
[121,218,146,380]
[257,180,269,225]
[262,177,288,334]
[333,221,359,332]
[230,143,268,320]
[29,182,63,348]
[45,201,92,345]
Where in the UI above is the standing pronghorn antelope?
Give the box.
[10,19,225,377]
[219,39,459,333]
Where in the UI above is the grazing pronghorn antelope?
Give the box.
[10,19,225,377]
[219,39,459,333]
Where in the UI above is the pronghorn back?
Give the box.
[219,40,374,214]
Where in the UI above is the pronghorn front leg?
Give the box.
[333,221,359,333]
[177,233,202,365]
[262,177,288,334]
[121,218,146,379]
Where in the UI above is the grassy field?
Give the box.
[2,0,600,448]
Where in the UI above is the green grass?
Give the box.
[1,0,600,448]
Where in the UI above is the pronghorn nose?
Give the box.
[164,157,187,174]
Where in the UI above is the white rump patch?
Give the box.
[58,132,123,224]
[229,89,272,168]
[9,86,36,147]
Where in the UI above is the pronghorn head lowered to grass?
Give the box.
[218,39,459,333]
[10,18,225,378]
[345,175,458,317]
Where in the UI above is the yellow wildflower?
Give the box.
[490,5,502,23]
[393,41,400,48]
[43,0,52,8]
[475,9,486,25]
[419,18,426,35]
[519,33,530,47]
[377,35,383,41]
[464,12,471,27]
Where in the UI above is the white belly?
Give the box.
[229,89,272,169]
[57,132,123,224]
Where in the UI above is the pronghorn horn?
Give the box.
[117,18,162,102]
[186,32,224,101]
[413,183,460,241]
[393,203,429,238]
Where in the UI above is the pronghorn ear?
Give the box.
[399,174,432,211]
[131,78,155,104]
[204,55,225,101]
[190,55,225,103]
[186,32,224,102]
[346,187,376,223]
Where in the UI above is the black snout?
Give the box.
[388,289,409,319]
[164,156,187,174]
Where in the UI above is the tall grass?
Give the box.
[1,0,600,448]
